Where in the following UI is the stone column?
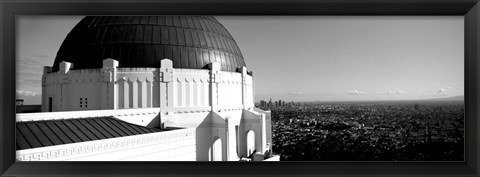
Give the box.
[59,61,72,75]
[251,76,255,108]
[159,59,174,112]
[147,80,153,107]
[101,58,118,110]
[122,79,129,109]
[131,80,138,108]
[59,61,73,111]
[159,59,175,128]
[42,66,52,112]
[264,110,272,151]
[224,117,229,161]
[260,113,267,153]
[209,62,221,111]
[240,66,247,109]
[139,80,146,108]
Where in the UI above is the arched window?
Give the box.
[246,130,255,156]
[211,136,222,161]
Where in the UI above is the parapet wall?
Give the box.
[17,128,197,161]
[42,59,254,113]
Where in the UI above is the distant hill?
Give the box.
[265,95,465,105]
[427,95,464,101]
[308,95,465,105]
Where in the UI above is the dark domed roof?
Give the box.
[52,16,245,72]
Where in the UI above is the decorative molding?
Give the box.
[17,128,196,161]
[17,108,161,122]
[217,107,243,112]
[174,107,211,114]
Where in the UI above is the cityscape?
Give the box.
[258,97,464,161]
[16,16,463,162]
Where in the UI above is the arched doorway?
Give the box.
[212,136,222,161]
[246,130,255,156]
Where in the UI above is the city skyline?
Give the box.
[17,16,464,105]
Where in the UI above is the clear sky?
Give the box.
[16,16,464,105]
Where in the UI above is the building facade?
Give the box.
[16,16,278,161]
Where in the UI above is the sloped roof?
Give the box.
[16,117,160,150]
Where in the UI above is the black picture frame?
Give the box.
[1,0,479,176]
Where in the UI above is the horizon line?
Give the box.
[254,95,465,103]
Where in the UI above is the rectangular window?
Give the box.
[48,97,53,112]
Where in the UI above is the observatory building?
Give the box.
[16,16,278,161]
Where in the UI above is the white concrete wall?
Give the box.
[17,128,197,161]
[165,110,210,128]
[241,109,269,156]
[42,59,255,113]
[253,107,272,150]
[245,75,255,108]
[174,69,211,108]
[208,112,227,161]
[194,127,213,161]
[17,108,160,123]
[38,59,268,161]
[116,68,156,109]
[218,72,243,109]
[17,107,272,161]
[43,69,103,112]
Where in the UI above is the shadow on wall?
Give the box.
[16,105,42,113]
[145,112,186,130]
[240,109,264,158]
[146,113,161,128]
[195,111,226,161]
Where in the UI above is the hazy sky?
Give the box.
[16,16,464,104]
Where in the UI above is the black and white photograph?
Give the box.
[16,15,464,161]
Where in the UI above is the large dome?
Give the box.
[52,16,245,72]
